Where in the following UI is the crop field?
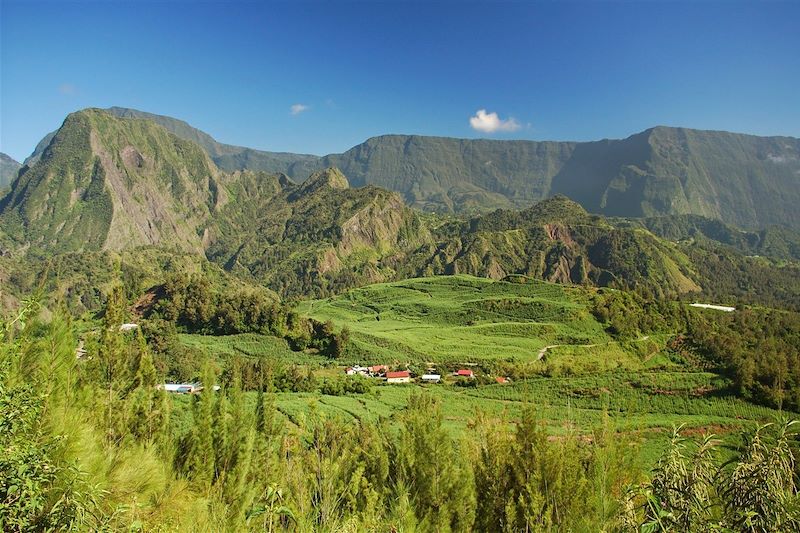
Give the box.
[175,275,795,465]
[296,275,622,364]
[260,372,784,432]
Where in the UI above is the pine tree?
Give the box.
[126,331,162,442]
[97,284,128,442]
[393,392,476,531]
[192,362,216,485]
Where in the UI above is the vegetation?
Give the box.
[3,297,799,531]
[3,107,800,531]
[298,275,800,417]
[3,108,798,308]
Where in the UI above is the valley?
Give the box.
[174,275,789,462]
[2,106,799,532]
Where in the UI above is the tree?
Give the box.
[392,392,476,531]
[190,362,217,485]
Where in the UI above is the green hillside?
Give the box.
[205,168,429,298]
[624,213,800,261]
[291,275,790,438]
[0,109,223,253]
[297,275,611,363]
[23,108,800,229]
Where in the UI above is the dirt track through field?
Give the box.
[536,335,651,361]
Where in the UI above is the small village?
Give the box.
[343,364,510,385]
[159,365,511,395]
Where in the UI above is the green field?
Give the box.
[296,275,626,364]
[176,275,793,465]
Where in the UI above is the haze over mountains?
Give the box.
[17,107,800,230]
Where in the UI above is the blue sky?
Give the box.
[1,0,799,162]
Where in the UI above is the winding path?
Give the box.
[536,335,651,361]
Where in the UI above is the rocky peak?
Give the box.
[294,167,349,198]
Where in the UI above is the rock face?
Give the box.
[24,108,800,229]
[319,129,800,229]
[0,109,223,252]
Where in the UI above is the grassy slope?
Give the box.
[177,275,791,465]
[291,275,790,435]
[297,275,620,364]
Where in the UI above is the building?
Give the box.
[690,303,736,312]
[455,369,475,378]
[369,365,389,376]
[495,376,510,384]
[386,371,411,384]
[421,374,441,383]
[162,383,202,394]
[119,323,139,332]
[161,383,221,394]
[346,365,369,376]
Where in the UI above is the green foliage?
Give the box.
[625,422,800,532]
[3,298,799,531]
[299,275,615,364]
[0,303,101,531]
[687,308,800,410]
[391,392,476,531]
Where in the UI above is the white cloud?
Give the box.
[290,103,310,115]
[469,109,521,133]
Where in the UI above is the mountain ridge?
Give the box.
[17,106,800,229]
[1,108,797,309]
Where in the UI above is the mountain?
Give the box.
[3,108,797,307]
[24,106,321,175]
[1,108,224,253]
[0,153,21,189]
[23,108,800,229]
[401,196,702,296]
[205,167,428,298]
[0,110,427,298]
[622,213,800,262]
[318,128,800,229]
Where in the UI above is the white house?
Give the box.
[119,323,139,332]
[421,374,441,383]
[162,383,201,394]
[346,365,370,376]
[161,383,220,394]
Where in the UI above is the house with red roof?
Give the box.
[455,369,475,378]
[369,365,389,376]
[386,370,411,384]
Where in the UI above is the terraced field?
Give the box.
[296,275,621,364]
[176,275,794,464]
